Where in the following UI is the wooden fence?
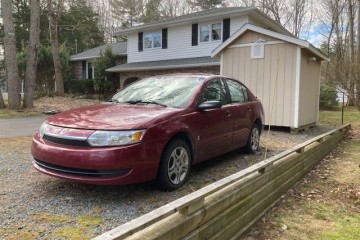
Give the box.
[94,124,350,240]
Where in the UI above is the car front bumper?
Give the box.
[31,133,161,185]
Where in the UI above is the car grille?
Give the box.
[34,159,130,178]
[43,134,90,147]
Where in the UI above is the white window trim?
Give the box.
[144,31,162,49]
[251,39,265,59]
[199,22,222,43]
[228,40,284,49]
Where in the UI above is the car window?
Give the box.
[226,79,249,103]
[200,79,227,105]
[111,76,205,108]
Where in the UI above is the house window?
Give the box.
[81,61,86,79]
[87,62,94,79]
[212,23,221,41]
[200,23,222,43]
[144,32,162,49]
[251,39,265,59]
[200,25,210,42]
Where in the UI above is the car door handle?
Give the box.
[247,106,252,112]
[226,110,231,117]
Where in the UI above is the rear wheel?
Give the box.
[245,124,260,153]
[158,139,191,190]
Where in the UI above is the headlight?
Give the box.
[87,130,146,147]
[39,122,48,138]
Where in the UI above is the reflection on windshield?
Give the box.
[111,76,205,108]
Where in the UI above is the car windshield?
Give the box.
[111,76,206,108]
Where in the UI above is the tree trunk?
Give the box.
[23,0,41,108]
[1,0,21,110]
[348,0,355,105]
[47,0,64,96]
[356,0,360,109]
[0,89,5,109]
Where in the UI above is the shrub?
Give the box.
[319,84,338,109]
[65,79,94,95]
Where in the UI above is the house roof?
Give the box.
[211,23,329,61]
[114,7,291,36]
[106,56,220,72]
[70,41,127,61]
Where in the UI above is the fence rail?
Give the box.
[94,124,350,240]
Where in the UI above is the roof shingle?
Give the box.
[70,41,127,61]
[115,7,252,34]
[106,56,220,72]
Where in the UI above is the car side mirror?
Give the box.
[198,100,222,111]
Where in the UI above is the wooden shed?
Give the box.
[212,24,329,130]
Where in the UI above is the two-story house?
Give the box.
[107,7,293,88]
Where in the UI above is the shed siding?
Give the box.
[127,16,248,63]
[298,50,321,126]
[222,31,297,127]
[232,31,276,44]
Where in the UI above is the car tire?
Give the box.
[245,123,260,153]
[158,139,191,191]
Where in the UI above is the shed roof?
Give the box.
[211,23,329,61]
[70,41,127,61]
[106,56,220,72]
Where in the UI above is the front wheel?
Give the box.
[158,139,191,191]
[245,124,260,153]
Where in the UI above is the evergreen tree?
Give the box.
[93,47,116,97]
[58,0,104,54]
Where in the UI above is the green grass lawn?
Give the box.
[319,106,360,128]
[243,107,360,240]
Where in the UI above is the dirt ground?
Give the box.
[0,97,99,117]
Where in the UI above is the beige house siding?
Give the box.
[232,31,277,44]
[298,49,321,126]
[222,31,297,127]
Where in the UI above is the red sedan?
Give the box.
[31,74,264,190]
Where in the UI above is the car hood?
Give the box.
[45,103,182,130]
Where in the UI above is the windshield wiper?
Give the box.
[125,100,167,107]
[108,99,120,103]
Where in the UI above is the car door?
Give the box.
[225,79,253,147]
[195,78,233,161]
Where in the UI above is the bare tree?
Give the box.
[110,0,144,27]
[1,0,22,110]
[23,0,41,108]
[160,0,194,18]
[47,0,65,96]
[259,0,287,23]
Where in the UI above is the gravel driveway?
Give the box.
[0,124,335,239]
